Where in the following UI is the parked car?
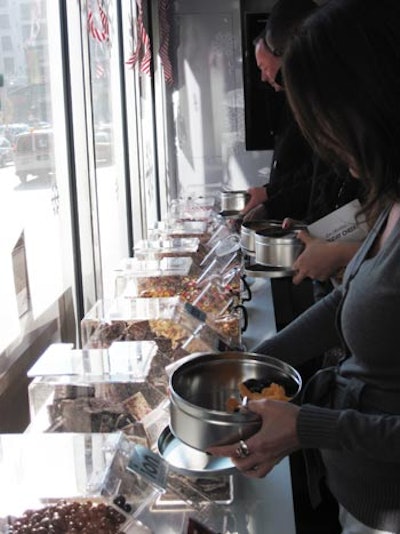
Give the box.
[14,129,54,183]
[0,136,14,167]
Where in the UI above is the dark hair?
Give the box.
[283,0,400,216]
[266,0,317,55]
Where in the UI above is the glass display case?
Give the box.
[133,237,200,261]
[0,432,155,532]
[0,431,236,534]
[80,296,238,358]
[155,220,210,243]
[27,342,167,436]
[81,297,195,355]
[114,257,197,299]
[169,197,216,223]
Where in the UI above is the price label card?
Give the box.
[307,199,368,242]
[127,445,169,491]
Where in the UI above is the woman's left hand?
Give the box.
[206,399,301,478]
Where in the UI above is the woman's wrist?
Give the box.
[330,241,360,270]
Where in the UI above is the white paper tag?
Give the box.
[307,200,368,242]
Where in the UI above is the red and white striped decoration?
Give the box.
[87,0,110,43]
[158,0,174,86]
[126,0,152,76]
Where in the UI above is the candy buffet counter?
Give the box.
[16,278,296,534]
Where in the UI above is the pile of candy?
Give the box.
[6,500,126,533]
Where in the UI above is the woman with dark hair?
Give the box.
[208,1,400,532]
[243,0,363,288]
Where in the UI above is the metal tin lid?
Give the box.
[157,426,235,477]
[244,263,295,278]
[221,189,248,198]
[255,228,299,244]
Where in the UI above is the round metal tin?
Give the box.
[240,220,282,256]
[244,263,295,278]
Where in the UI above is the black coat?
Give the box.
[263,97,362,222]
[264,98,314,220]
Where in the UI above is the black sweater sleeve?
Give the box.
[263,103,315,221]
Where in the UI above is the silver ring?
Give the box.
[236,439,250,458]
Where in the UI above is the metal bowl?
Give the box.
[240,220,282,256]
[169,351,301,451]
[255,228,304,268]
[220,190,250,214]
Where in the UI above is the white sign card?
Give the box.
[307,199,368,243]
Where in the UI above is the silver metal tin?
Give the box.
[244,264,295,279]
[169,351,301,451]
[157,426,235,477]
[240,219,282,256]
[255,228,304,268]
[220,190,250,214]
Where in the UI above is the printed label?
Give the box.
[307,200,368,242]
[127,445,169,490]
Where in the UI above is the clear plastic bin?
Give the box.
[133,237,200,261]
[81,297,201,354]
[169,197,216,222]
[27,374,166,435]
[158,220,211,243]
[114,257,197,298]
[26,341,167,435]
[28,341,158,382]
[0,432,156,532]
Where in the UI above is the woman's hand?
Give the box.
[282,217,304,229]
[292,230,361,285]
[241,186,268,216]
[207,399,300,479]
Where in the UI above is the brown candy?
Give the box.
[6,500,126,533]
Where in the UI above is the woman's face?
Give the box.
[254,40,283,92]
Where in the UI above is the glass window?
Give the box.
[86,0,130,299]
[0,0,145,388]
[19,4,31,21]
[0,1,77,371]
[2,35,12,51]
[0,13,9,28]
[4,56,14,74]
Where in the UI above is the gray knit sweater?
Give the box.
[254,209,400,532]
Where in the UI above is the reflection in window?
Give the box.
[0,13,9,29]
[2,35,12,51]
[4,56,14,74]
[0,0,74,358]
[87,0,129,299]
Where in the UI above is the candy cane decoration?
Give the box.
[87,0,110,43]
[158,0,174,86]
[126,0,152,76]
